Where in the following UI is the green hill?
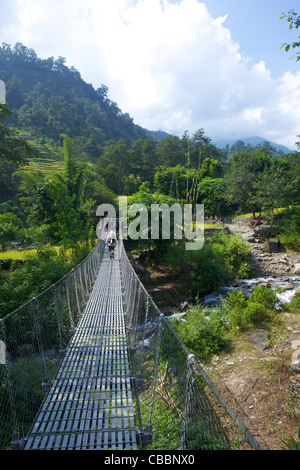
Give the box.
[0,42,151,164]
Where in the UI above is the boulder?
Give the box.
[268,238,279,253]
[284,284,295,291]
[254,225,279,240]
[293,264,300,275]
[245,329,271,350]
[289,377,300,404]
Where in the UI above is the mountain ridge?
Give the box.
[213,136,292,154]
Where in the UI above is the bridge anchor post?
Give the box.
[136,426,153,449]
[42,377,54,393]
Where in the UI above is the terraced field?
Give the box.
[21,136,64,179]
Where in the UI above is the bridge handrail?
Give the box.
[0,240,104,450]
[119,236,263,450]
[0,241,104,323]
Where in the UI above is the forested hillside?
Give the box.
[0,42,151,157]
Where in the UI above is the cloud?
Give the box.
[1,0,300,149]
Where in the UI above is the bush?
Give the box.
[223,290,249,330]
[211,232,252,279]
[243,301,272,325]
[159,232,252,298]
[0,249,73,318]
[289,295,300,310]
[248,286,278,310]
[275,207,300,251]
[223,286,278,330]
[171,305,229,362]
[163,240,231,297]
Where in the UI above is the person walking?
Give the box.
[106,229,117,259]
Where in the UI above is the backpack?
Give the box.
[108,237,116,246]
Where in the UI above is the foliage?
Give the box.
[1,43,150,152]
[289,294,300,310]
[126,182,180,254]
[210,232,252,279]
[0,104,35,164]
[280,9,300,61]
[0,256,67,318]
[162,232,251,298]
[197,177,228,217]
[171,304,229,361]
[154,165,187,200]
[281,427,300,450]
[253,160,296,225]
[274,206,300,251]
[0,212,23,250]
[222,286,278,331]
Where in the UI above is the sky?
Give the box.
[0,0,300,150]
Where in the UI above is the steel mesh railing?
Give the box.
[119,238,263,451]
[0,241,104,450]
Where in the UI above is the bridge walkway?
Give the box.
[24,243,137,450]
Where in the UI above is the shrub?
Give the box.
[163,241,230,297]
[275,207,300,251]
[243,301,272,325]
[223,290,249,330]
[171,305,229,362]
[248,286,278,310]
[223,286,278,330]
[211,232,252,279]
[289,295,300,310]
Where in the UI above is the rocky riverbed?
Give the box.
[226,219,300,278]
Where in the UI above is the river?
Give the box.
[201,275,300,308]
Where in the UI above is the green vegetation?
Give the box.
[282,427,300,450]
[281,9,300,62]
[0,35,299,452]
[171,305,229,362]
[0,41,299,324]
[171,285,295,363]
[222,286,279,331]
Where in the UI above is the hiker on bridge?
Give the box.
[106,229,117,259]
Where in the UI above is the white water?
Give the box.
[201,275,300,307]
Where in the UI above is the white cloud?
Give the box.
[1,0,300,149]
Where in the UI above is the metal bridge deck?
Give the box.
[24,244,137,450]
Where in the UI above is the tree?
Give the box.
[126,182,180,253]
[156,135,186,167]
[6,75,25,109]
[96,139,129,194]
[254,161,295,225]
[0,104,34,164]
[12,170,39,212]
[28,135,96,248]
[197,178,227,217]
[154,166,187,200]
[225,150,272,217]
[128,139,158,183]
[0,212,23,251]
[198,157,224,180]
[280,9,300,61]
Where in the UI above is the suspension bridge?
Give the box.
[0,235,263,451]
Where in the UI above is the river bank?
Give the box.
[129,221,300,450]
[225,218,300,278]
